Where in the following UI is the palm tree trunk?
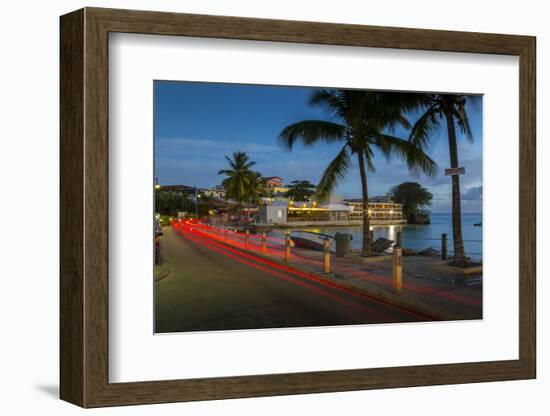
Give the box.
[444,112,466,264]
[357,151,372,257]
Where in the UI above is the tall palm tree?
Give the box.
[280,89,437,257]
[218,151,261,223]
[408,94,477,265]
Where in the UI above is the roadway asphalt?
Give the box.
[155,227,426,333]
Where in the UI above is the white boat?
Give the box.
[290,231,334,252]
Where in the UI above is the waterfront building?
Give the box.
[201,186,226,199]
[258,199,352,225]
[158,184,226,199]
[257,201,288,225]
[158,184,194,195]
[257,195,404,226]
[262,176,289,196]
[344,197,404,222]
[263,176,283,188]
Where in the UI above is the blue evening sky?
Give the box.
[154,81,483,213]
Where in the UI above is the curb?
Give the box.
[154,261,171,282]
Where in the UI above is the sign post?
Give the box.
[444,167,465,176]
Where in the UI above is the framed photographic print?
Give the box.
[60,7,536,408]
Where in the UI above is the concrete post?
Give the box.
[369,230,375,249]
[323,237,331,274]
[245,230,250,248]
[441,233,448,261]
[285,232,291,261]
[396,231,402,248]
[261,233,267,254]
[393,246,403,294]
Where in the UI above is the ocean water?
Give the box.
[269,213,483,260]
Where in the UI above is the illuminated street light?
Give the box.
[194,187,200,217]
[154,178,161,215]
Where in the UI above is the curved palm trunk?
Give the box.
[444,112,466,263]
[357,151,372,257]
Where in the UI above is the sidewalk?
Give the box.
[261,244,481,321]
[175,221,482,321]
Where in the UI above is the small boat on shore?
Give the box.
[253,224,275,233]
[290,230,334,251]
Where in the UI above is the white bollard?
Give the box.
[261,233,267,254]
[323,237,331,274]
[393,247,403,294]
[285,232,291,261]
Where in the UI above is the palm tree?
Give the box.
[218,151,261,223]
[408,94,477,265]
[285,180,316,202]
[280,89,437,257]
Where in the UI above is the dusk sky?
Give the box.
[154,81,483,213]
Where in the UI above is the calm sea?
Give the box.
[269,213,483,260]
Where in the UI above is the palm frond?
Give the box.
[278,120,347,150]
[309,89,349,119]
[453,106,474,142]
[409,106,441,149]
[364,147,376,172]
[218,151,262,203]
[315,145,352,201]
[379,134,437,178]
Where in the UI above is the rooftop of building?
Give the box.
[158,184,194,191]
[343,195,396,203]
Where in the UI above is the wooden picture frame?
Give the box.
[60,7,536,408]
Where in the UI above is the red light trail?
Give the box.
[172,220,434,321]
[174,220,479,308]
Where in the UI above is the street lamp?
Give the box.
[154,178,161,215]
[195,187,200,217]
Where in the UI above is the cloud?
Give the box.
[156,137,279,157]
[462,185,483,201]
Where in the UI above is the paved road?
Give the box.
[155,227,426,333]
